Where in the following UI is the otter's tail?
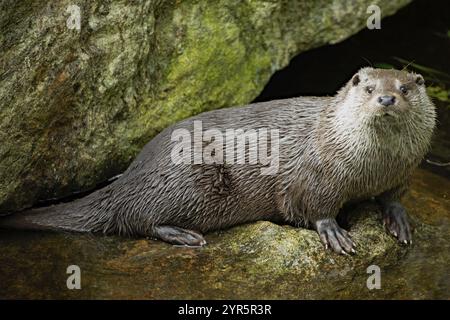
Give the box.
[0,200,90,232]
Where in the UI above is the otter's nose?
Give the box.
[377,95,396,106]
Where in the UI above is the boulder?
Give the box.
[0,0,411,212]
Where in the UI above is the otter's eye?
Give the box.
[365,86,374,94]
[400,85,408,95]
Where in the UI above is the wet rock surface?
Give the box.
[0,168,448,299]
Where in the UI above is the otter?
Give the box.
[1,68,436,254]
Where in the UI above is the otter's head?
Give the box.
[339,67,435,125]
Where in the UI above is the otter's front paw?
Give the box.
[314,218,356,255]
[381,202,412,244]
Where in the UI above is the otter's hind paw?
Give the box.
[382,202,412,245]
[314,218,356,255]
[153,225,207,247]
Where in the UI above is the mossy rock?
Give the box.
[0,0,411,212]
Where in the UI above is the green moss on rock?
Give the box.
[0,0,411,211]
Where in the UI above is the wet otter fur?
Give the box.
[1,68,436,254]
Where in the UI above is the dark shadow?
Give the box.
[254,0,450,101]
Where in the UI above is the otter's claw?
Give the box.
[315,218,356,255]
[382,202,412,245]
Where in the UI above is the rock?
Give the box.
[0,169,448,299]
[0,0,411,212]
[426,94,450,177]
[102,204,411,299]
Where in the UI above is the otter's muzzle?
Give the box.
[377,95,396,106]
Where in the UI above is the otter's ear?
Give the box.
[352,74,360,86]
[415,75,425,86]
